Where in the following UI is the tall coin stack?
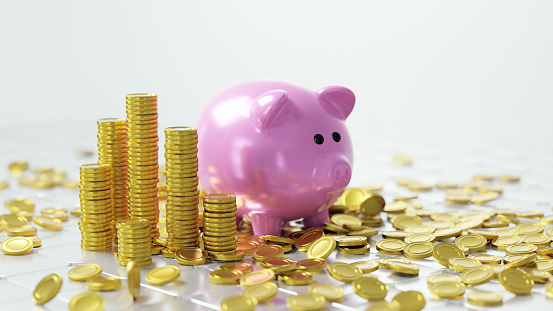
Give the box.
[164,127,200,251]
[116,218,152,266]
[97,118,128,242]
[202,194,237,256]
[126,94,160,239]
[79,164,113,251]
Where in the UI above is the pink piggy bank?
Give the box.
[197,80,354,236]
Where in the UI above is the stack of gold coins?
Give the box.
[202,194,237,257]
[97,118,128,242]
[79,164,113,251]
[116,218,152,266]
[126,94,160,239]
[164,127,200,251]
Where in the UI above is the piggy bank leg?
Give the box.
[302,210,329,229]
[249,213,283,236]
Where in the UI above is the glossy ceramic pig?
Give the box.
[197,80,354,236]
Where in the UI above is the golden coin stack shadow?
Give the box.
[97,118,128,244]
[202,194,238,257]
[126,94,160,239]
[164,127,201,251]
[79,164,113,251]
[116,218,152,266]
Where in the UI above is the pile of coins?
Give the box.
[97,118,128,237]
[202,194,238,259]
[116,218,152,266]
[126,94,160,239]
[79,164,113,251]
[164,127,200,251]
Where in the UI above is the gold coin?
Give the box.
[376,239,406,254]
[1,237,33,255]
[378,257,411,269]
[68,292,105,311]
[499,268,534,294]
[0,214,28,228]
[239,269,275,286]
[306,237,336,259]
[219,262,253,274]
[492,236,521,249]
[533,259,553,272]
[339,188,366,210]
[261,258,296,272]
[278,271,313,285]
[434,227,462,239]
[403,242,433,259]
[469,253,501,264]
[359,193,385,216]
[126,261,140,299]
[242,281,278,303]
[448,257,482,272]
[6,225,37,236]
[391,291,426,311]
[517,267,551,283]
[87,276,122,291]
[383,201,409,213]
[296,258,327,272]
[430,282,465,298]
[5,198,35,213]
[351,260,378,273]
[387,262,419,275]
[471,192,499,205]
[33,273,63,305]
[392,215,422,230]
[209,269,243,285]
[29,236,41,247]
[295,229,324,250]
[432,243,465,267]
[461,266,495,286]
[455,234,487,252]
[286,293,325,311]
[338,244,370,255]
[366,301,401,311]
[174,247,207,265]
[220,295,257,311]
[32,216,62,230]
[347,228,378,237]
[308,284,344,302]
[353,277,388,300]
[427,274,462,286]
[404,225,435,234]
[505,243,538,254]
[334,235,367,247]
[404,232,436,244]
[331,214,362,227]
[328,262,362,283]
[144,266,180,286]
[251,245,284,261]
[467,291,502,306]
[517,223,544,234]
[546,281,553,299]
[68,264,102,281]
[522,234,551,246]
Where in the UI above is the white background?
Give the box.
[1,0,552,167]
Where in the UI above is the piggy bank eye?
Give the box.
[332,132,341,142]
[314,134,324,145]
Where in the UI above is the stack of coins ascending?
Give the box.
[164,127,200,251]
[97,118,128,242]
[202,194,237,256]
[116,218,152,266]
[79,164,113,251]
[126,94,160,239]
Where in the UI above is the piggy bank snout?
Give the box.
[331,161,351,188]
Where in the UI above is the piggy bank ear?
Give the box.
[249,90,288,131]
[316,86,355,120]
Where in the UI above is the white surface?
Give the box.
[1,0,552,154]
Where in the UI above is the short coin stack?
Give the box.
[126,94,160,239]
[202,194,237,257]
[97,118,128,241]
[164,127,200,251]
[116,218,152,266]
[79,164,113,251]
